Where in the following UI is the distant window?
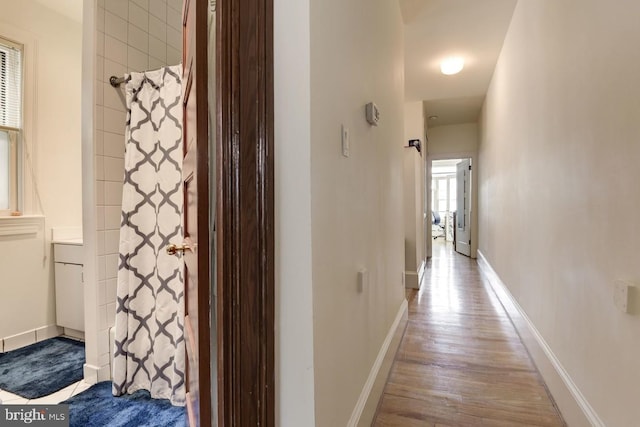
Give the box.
[0,36,22,214]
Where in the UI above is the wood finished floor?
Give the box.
[373,241,565,427]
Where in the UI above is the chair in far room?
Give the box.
[432,211,446,239]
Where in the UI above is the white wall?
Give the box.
[0,1,82,341]
[85,0,182,381]
[428,122,478,155]
[479,0,640,425]
[403,101,425,287]
[309,0,406,425]
[274,0,316,424]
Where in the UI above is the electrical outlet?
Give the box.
[614,280,631,314]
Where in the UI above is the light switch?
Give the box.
[341,125,350,158]
[614,280,631,314]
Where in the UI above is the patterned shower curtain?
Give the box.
[112,65,185,406]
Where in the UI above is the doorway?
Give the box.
[430,157,474,258]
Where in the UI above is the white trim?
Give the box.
[1,323,62,352]
[477,250,604,427]
[404,270,419,289]
[347,299,408,427]
[83,363,100,385]
[417,260,425,286]
[35,324,63,342]
[0,214,43,236]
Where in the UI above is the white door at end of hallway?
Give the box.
[456,159,471,257]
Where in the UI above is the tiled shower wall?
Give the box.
[92,0,182,380]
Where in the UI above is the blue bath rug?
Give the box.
[63,382,186,427]
[0,336,85,399]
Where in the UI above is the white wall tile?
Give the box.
[103,83,126,112]
[98,281,107,305]
[106,254,119,280]
[97,7,105,32]
[105,0,128,20]
[128,46,148,72]
[107,279,117,303]
[106,303,116,327]
[98,354,110,372]
[95,155,105,180]
[167,46,181,65]
[104,157,125,182]
[97,56,105,83]
[148,14,166,42]
[95,79,104,107]
[98,327,109,354]
[105,12,128,44]
[97,255,106,281]
[97,231,106,256]
[131,0,149,10]
[166,26,181,51]
[104,180,124,206]
[103,107,126,135]
[95,130,104,156]
[149,56,164,70]
[96,181,105,205]
[105,35,127,66]
[149,35,167,63]
[98,305,108,330]
[149,0,167,22]
[104,206,121,230]
[166,7,181,31]
[103,130,126,159]
[104,230,120,254]
[104,59,127,85]
[167,0,182,13]
[129,2,149,31]
[128,23,148,53]
[95,105,104,131]
[96,31,105,57]
[97,206,105,232]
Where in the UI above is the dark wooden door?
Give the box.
[182,0,211,425]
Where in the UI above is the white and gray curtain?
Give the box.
[112,65,185,406]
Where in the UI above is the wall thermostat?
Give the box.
[365,102,380,126]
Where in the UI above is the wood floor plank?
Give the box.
[373,242,565,426]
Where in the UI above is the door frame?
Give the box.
[216,0,275,425]
[427,152,478,260]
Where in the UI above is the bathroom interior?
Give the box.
[0,0,204,420]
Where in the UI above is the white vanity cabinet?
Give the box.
[53,239,84,332]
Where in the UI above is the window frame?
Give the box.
[0,35,24,216]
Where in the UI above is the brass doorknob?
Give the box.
[166,243,190,256]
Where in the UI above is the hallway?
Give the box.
[374,242,565,426]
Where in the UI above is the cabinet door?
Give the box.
[55,263,84,331]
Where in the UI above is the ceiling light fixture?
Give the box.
[440,57,464,75]
[429,115,439,121]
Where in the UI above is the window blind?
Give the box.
[0,37,22,130]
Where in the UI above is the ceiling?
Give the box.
[401,0,517,128]
[34,0,83,23]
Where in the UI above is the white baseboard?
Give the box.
[477,251,604,427]
[404,271,419,289]
[417,261,426,287]
[1,324,63,352]
[83,364,99,385]
[348,299,408,427]
[84,363,110,385]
